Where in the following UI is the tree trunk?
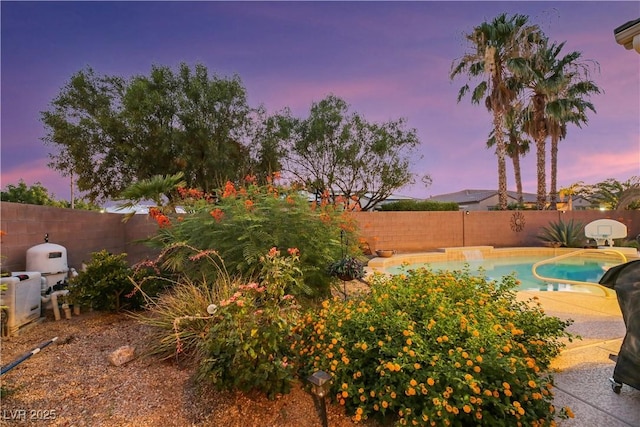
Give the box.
[533,95,547,210]
[549,135,559,210]
[512,152,523,205]
[494,110,508,210]
[536,134,546,210]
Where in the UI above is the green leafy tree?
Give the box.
[0,180,102,210]
[1,180,63,206]
[585,177,640,210]
[276,95,424,211]
[451,13,541,210]
[41,63,272,204]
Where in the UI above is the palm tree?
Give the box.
[514,39,599,210]
[546,74,600,209]
[486,106,531,205]
[116,172,187,221]
[451,13,541,210]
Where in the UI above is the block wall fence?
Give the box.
[1,201,638,272]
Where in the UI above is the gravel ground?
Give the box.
[0,308,374,427]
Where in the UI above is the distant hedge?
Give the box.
[378,200,459,211]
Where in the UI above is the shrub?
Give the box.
[70,250,135,311]
[145,176,361,299]
[292,267,574,426]
[538,219,585,248]
[130,249,233,361]
[379,200,459,211]
[196,247,302,398]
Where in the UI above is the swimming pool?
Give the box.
[370,247,633,295]
[386,256,612,291]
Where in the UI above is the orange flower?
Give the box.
[222,181,236,198]
[564,407,575,418]
[155,214,171,228]
[210,208,224,222]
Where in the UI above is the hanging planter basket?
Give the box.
[328,256,365,282]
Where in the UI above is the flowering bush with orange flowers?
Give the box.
[292,267,575,426]
[146,173,360,299]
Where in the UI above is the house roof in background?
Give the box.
[427,189,537,204]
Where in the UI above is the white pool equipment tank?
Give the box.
[26,235,71,320]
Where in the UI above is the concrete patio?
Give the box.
[518,291,640,427]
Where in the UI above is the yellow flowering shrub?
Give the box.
[292,267,575,426]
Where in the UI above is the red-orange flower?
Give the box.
[287,247,300,256]
[210,208,224,222]
[222,181,236,198]
[176,186,204,200]
[155,214,171,228]
[268,247,279,258]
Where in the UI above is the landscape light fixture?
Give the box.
[307,370,332,427]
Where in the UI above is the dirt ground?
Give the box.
[1,283,377,427]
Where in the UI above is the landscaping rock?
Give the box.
[108,345,136,366]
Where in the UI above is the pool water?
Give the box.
[386,256,616,292]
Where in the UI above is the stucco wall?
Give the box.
[349,210,639,253]
[1,202,638,272]
[0,203,158,272]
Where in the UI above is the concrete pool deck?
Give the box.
[518,291,639,426]
[367,246,638,271]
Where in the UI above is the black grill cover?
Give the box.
[599,260,640,391]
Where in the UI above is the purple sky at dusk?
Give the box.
[1,1,639,204]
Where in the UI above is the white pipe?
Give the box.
[41,290,69,321]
